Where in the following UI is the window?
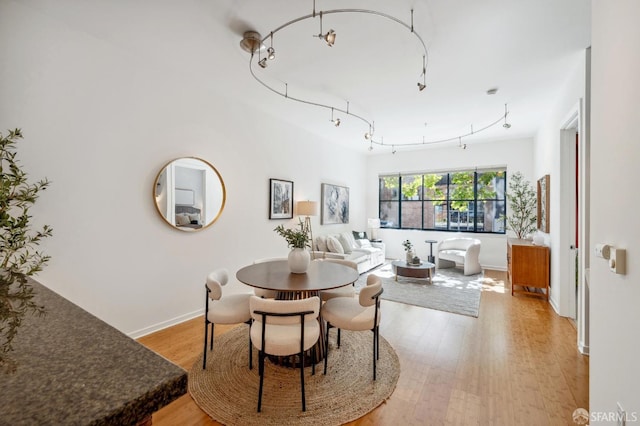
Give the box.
[378,169,506,234]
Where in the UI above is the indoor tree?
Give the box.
[505,171,537,239]
[0,128,52,373]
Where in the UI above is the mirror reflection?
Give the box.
[154,157,226,231]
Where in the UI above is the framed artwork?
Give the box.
[269,178,293,219]
[321,183,349,224]
[537,174,550,233]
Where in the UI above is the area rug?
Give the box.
[355,263,483,317]
[189,325,400,426]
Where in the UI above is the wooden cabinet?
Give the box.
[507,238,550,300]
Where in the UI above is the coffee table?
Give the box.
[391,260,436,282]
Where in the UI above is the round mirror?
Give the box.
[153,157,226,231]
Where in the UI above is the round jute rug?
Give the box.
[189,325,400,426]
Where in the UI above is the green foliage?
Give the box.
[274,219,310,249]
[402,239,413,252]
[0,128,52,373]
[505,171,537,239]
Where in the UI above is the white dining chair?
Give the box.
[252,258,287,299]
[321,274,383,380]
[202,268,253,370]
[249,295,320,412]
[317,259,358,302]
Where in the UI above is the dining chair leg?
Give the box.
[376,326,380,360]
[300,349,306,412]
[257,349,265,412]
[323,322,331,375]
[311,346,316,375]
[337,328,341,347]
[248,326,253,370]
[372,328,377,381]
[202,321,209,370]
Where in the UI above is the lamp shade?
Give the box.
[297,201,318,216]
[367,218,381,229]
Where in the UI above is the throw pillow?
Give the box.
[352,230,368,240]
[315,235,328,252]
[175,214,190,226]
[338,233,353,254]
[357,238,372,248]
[326,236,344,254]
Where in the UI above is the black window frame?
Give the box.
[378,169,507,234]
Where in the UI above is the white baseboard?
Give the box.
[128,308,203,339]
[482,264,507,272]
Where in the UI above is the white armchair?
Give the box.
[437,238,482,275]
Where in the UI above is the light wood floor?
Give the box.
[138,270,588,425]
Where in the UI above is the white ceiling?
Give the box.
[216,0,591,153]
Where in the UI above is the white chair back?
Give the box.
[359,275,382,307]
[250,296,320,325]
[206,268,228,300]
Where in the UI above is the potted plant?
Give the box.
[505,171,537,239]
[402,239,414,264]
[274,219,311,273]
[1,128,52,373]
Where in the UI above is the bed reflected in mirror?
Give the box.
[153,157,226,231]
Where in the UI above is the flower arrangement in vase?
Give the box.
[274,219,311,273]
[402,239,414,264]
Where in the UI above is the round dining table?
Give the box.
[236,259,359,364]
[236,259,359,297]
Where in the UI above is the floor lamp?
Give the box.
[297,201,318,259]
[368,218,381,241]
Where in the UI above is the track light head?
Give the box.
[258,58,268,68]
[364,132,372,140]
[334,118,341,127]
[417,82,426,91]
[267,47,275,60]
[368,144,373,151]
[324,29,336,46]
[503,122,511,129]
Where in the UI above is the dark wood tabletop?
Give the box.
[236,259,359,292]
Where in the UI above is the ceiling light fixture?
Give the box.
[242,2,510,153]
[417,55,426,91]
[267,32,275,60]
[330,108,341,127]
[503,103,511,128]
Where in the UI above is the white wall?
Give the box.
[533,51,587,316]
[0,1,366,336]
[366,138,534,270]
[590,0,640,419]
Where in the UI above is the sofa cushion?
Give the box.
[357,238,372,248]
[314,235,328,252]
[326,236,344,254]
[346,251,369,264]
[338,232,358,254]
[439,249,466,263]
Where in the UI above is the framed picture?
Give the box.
[537,174,550,233]
[321,183,349,224]
[269,179,293,219]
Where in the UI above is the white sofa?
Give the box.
[312,232,385,274]
[437,237,482,275]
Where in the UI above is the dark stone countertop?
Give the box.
[1,279,187,426]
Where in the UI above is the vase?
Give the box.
[406,250,414,264]
[288,248,310,274]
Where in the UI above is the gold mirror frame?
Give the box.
[153,157,226,232]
